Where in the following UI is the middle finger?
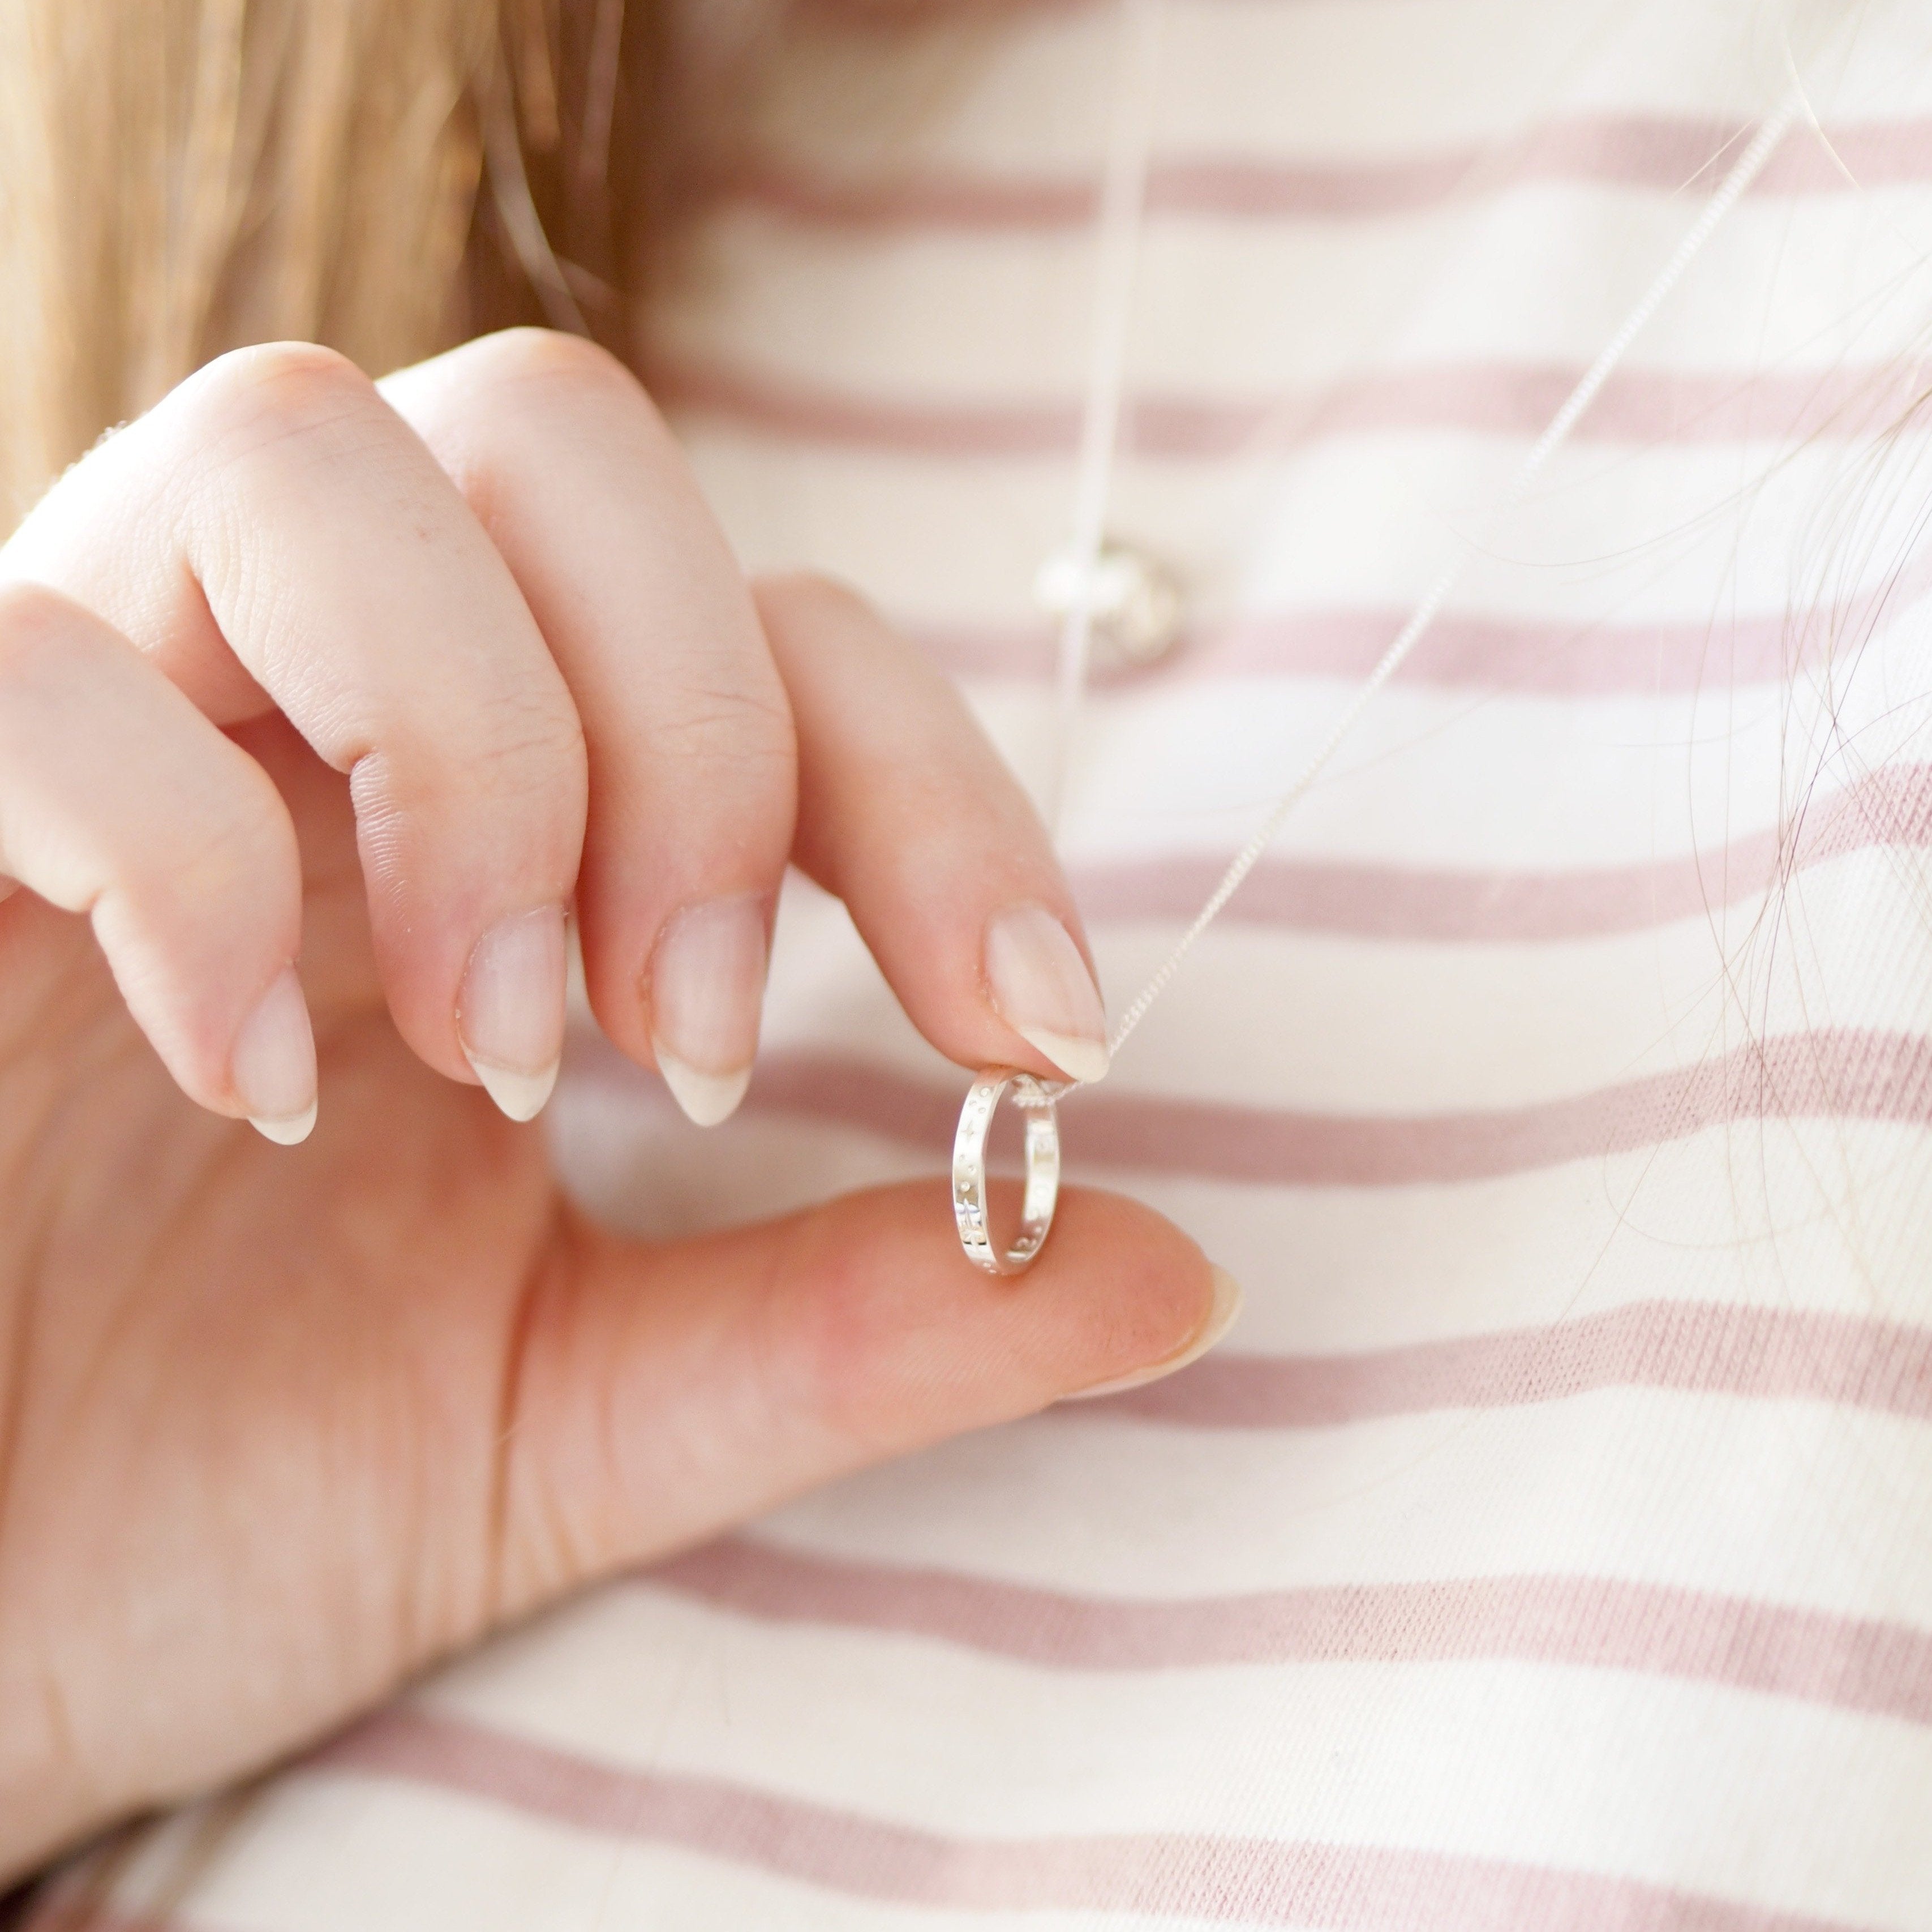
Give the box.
[381,329,798,1127]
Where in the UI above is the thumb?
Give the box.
[490,1179,1238,1615]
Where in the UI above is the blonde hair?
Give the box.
[0,0,662,529]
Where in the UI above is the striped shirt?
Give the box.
[52,0,1932,1925]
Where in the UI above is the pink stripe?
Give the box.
[910,602,1864,692]
[914,510,1932,693]
[718,118,1932,230]
[1110,1297,1932,1428]
[568,1027,1932,1187]
[652,355,1931,457]
[1068,844,1766,943]
[654,1536,1932,1728]
[1068,759,1932,942]
[912,607,1801,690]
[314,1707,1874,1929]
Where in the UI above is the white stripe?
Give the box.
[677,428,1932,634]
[768,0,1828,169]
[983,688,1932,876]
[406,1583,1932,1922]
[659,188,1932,397]
[755,1388,1932,1612]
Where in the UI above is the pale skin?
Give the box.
[0,329,1227,1884]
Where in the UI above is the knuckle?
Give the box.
[121,735,294,899]
[182,341,384,461]
[365,695,589,818]
[482,706,591,797]
[164,788,293,907]
[0,582,94,685]
[757,568,871,627]
[754,570,907,680]
[454,327,647,418]
[73,757,287,927]
[656,676,796,780]
[470,669,591,770]
[0,597,147,768]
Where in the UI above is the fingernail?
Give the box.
[649,893,768,1127]
[1064,1266,1244,1401]
[233,965,317,1145]
[985,902,1110,1084]
[458,905,567,1122]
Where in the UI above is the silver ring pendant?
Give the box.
[953,1069,1063,1274]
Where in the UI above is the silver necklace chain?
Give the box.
[958,23,1805,1273]
[1047,0,1802,1066]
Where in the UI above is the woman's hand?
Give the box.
[0,332,1226,1884]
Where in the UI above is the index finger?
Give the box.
[757,573,1113,1088]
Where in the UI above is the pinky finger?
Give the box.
[0,583,316,1142]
